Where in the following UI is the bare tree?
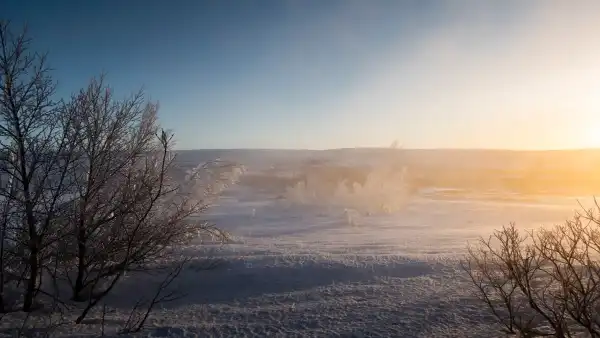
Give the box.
[0,21,79,312]
[462,202,600,337]
[0,22,231,330]
[48,77,228,323]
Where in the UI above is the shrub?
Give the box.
[462,202,600,337]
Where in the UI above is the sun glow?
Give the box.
[582,125,600,148]
[574,77,600,148]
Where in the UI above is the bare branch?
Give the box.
[463,206,600,337]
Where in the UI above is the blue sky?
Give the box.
[4,1,600,150]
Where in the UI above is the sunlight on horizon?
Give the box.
[317,2,600,151]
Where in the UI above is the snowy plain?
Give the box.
[1,149,593,337]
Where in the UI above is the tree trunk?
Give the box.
[23,244,38,312]
[73,228,86,301]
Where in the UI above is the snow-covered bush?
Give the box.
[185,160,246,203]
[284,146,410,215]
[333,165,410,214]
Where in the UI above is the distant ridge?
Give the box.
[324,147,600,152]
[175,147,600,153]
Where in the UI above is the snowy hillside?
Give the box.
[1,149,595,337]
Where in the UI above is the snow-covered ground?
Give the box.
[1,150,592,337]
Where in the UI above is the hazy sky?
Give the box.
[4,1,600,150]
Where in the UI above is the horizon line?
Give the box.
[173,147,600,152]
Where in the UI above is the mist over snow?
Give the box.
[4,148,598,337]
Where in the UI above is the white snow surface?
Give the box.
[0,150,592,338]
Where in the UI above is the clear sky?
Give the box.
[4,1,600,150]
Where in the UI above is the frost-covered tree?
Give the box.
[0,21,79,312]
[0,23,232,324]
[52,77,233,323]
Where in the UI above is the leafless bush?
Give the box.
[462,201,600,337]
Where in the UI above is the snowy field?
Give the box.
[1,149,593,337]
